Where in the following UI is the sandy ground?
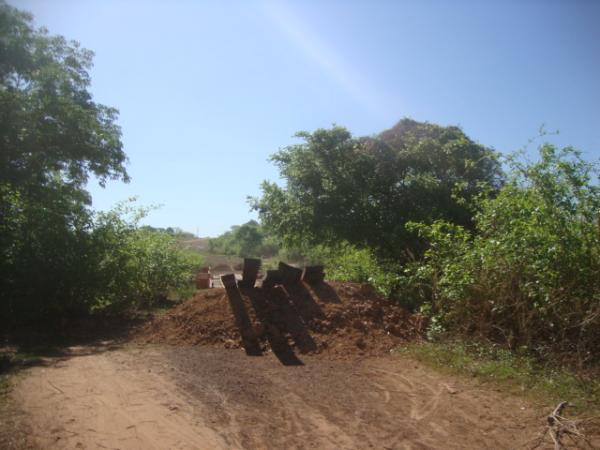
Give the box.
[12,346,225,449]
[7,343,552,450]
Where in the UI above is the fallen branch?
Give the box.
[517,401,600,450]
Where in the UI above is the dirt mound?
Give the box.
[138,281,426,358]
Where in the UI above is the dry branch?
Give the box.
[517,402,599,450]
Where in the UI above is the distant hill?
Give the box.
[178,237,211,252]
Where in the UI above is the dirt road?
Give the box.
[9,343,545,449]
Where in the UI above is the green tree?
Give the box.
[251,119,502,261]
[208,220,278,258]
[0,3,127,320]
[235,221,264,257]
[0,2,127,193]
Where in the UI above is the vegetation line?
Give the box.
[398,341,600,415]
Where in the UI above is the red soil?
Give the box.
[138,281,426,358]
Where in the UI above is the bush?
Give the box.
[408,145,600,366]
[0,198,202,322]
[208,220,279,258]
[302,243,402,299]
[89,202,203,312]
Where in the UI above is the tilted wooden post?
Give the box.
[262,269,283,289]
[302,265,325,284]
[278,262,303,284]
[220,273,238,289]
[238,258,261,288]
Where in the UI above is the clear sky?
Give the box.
[11,0,600,237]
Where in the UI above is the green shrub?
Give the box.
[408,145,600,365]
[208,220,279,258]
[1,198,202,321]
[301,243,402,299]
[90,203,202,312]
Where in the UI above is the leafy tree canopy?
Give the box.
[0,1,128,200]
[209,220,279,258]
[0,3,136,320]
[251,119,502,260]
[139,226,196,240]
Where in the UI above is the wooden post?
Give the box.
[238,258,261,288]
[220,273,238,289]
[278,262,303,284]
[301,265,325,284]
[262,269,283,289]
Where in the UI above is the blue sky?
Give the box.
[12,0,600,236]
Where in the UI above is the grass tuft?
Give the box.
[397,340,600,415]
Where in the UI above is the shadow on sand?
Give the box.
[232,281,340,365]
[223,285,263,357]
[0,315,142,374]
[308,281,342,304]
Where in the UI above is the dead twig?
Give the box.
[515,402,600,450]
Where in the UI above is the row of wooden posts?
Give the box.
[221,259,325,290]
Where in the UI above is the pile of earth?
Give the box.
[138,281,427,358]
